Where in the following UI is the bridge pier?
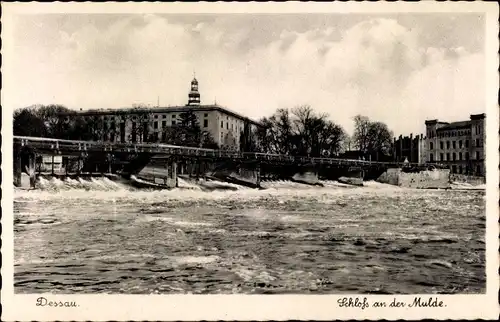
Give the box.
[193,159,202,179]
[338,166,364,186]
[14,145,37,189]
[291,163,321,186]
[255,161,261,187]
[14,149,22,187]
[28,153,37,188]
[105,153,112,174]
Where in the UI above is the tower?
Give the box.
[424,119,448,163]
[187,77,201,106]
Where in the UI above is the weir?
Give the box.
[13,136,450,189]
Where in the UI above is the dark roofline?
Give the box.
[436,120,471,131]
[61,105,262,127]
[425,119,449,125]
[470,113,486,120]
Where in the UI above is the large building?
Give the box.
[69,78,260,151]
[393,134,426,164]
[425,113,485,176]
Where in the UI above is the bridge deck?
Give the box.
[14,136,444,168]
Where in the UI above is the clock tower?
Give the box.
[187,77,201,106]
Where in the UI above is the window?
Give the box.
[430,142,434,150]
[221,132,224,141]
[440,141,443,149]
[452,165,457,174]
[452,152,456,161]
[226,122,229,129]
[465,140,469,148]
[204,119,208,128]
[430,153,434,162]
[172,114,176,119]
[476,165,481,175]
[476,138,480,147]
[154,121,158,129]
[162,131,167,142]
[204,113,208,117]
[162,121,166,127]
[459,140,462,148]
[452,141,456,149]
[172,120,176,125]
[154,115,158,119]
[440,153,444,161]
[163,115,167,119]
[459,152,462,160]
[221,121,224,127]
[446,153,450,161]
[458,166,462,174]
[465,152,470,160]
[446,141,450,149]
[476,151,480,160]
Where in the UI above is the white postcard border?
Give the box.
[1,2,499,321]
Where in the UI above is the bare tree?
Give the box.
[352,115,393,160]
[255,105,346,157]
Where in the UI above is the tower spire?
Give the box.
[187,75,200,106]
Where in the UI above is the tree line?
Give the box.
[13,104,394,160]
[249,105,393,161]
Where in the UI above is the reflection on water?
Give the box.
[14,178,485,294]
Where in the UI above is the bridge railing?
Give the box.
[14,136,448,168]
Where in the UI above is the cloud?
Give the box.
[8,15,485,137]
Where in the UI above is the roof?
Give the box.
[436,120,471,131]
[62,105,262,126]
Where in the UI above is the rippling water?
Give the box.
[14,177,486,294]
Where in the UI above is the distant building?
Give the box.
[424,113,485,176]
[64,77,260,151]
[393,134,426,164]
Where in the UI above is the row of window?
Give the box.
[99,113,244,132]
[429,151,481,162]
[220,120,239,131]
[429,138,483,150]
[436,129,471,138]
[102,113,211,121]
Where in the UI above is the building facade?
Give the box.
[393,133,426,164]
[424,113,485,176]
[68,78,259,151]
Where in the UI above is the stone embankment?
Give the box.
[375,168,486,189]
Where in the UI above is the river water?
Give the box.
[14,177,486,294]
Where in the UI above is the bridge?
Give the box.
[13,136,444,189]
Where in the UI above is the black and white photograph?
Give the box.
[2,2,498,321]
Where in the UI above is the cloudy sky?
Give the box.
[8,13,485,135]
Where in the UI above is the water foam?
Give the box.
[14,175,474,205]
